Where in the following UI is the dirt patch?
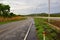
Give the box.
[50,20,60,28]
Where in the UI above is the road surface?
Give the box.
[0,18,37,40]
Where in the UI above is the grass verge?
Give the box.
[34,18,60,40]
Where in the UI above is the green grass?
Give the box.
[0,18,26,25]
[34,18,59,40]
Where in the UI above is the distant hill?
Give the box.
[25,13,60,17]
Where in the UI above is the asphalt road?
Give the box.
[0,18,37,40]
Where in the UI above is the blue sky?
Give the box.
[0,0,60,15]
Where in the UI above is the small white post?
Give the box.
[43,31,46,40]
[43,34,45,40]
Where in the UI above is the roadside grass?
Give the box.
[0,17,26,25]
[34,18,60,40]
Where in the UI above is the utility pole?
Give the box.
[48,0,50,22]
[36,7,37,18]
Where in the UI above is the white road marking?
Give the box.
[24,22,32,40]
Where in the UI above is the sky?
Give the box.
[0,0,60,15]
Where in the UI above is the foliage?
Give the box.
[27,13,60,17]
[34,18,59,40]
[0,16,26,25]
[0,3,16,17]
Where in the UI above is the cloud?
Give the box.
[0,0,60,15]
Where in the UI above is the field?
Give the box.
[34,18,60,40]
[0,16,26,25]
[49,20,60,28]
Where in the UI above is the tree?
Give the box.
[4,5,10,12]
[10,12,16,16]
[0,4,10,17]
[0,4,3,16]
[0,3,16,17]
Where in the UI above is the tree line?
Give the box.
[27,13,60,17]
[0,3,16,17]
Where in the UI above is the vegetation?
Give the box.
[27,13,60,17]
[0,16,26,25]
[34,18,60,40]
[0,3,16,17]
[0,3,26,25]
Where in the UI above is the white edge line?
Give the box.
[24,23,32,40]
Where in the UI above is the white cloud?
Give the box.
[0,0,60,15]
